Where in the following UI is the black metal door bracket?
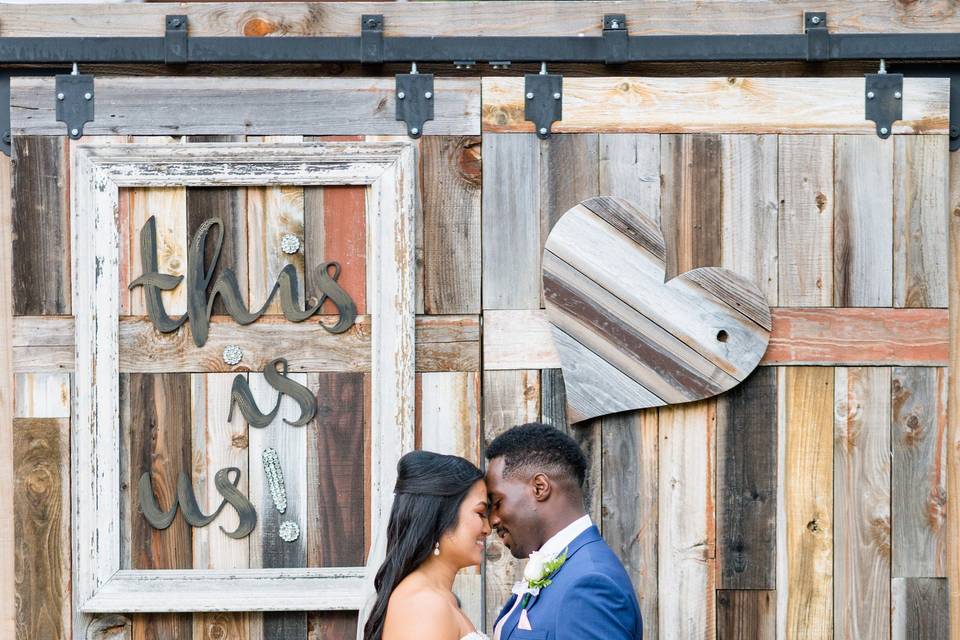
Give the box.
[0,73,10,157]
[361,15,384,65]
[804,12,830,62]
[603,14,628,65]
[865,72,903,139]
[395,69,434,138]
[165,15,188,65]
[525,69,562,139]
[55,68,94,140]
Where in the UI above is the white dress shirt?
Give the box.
[493,515,593,640]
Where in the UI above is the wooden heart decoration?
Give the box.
[542,196,772,424]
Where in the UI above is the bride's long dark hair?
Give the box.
[363,450,484,640]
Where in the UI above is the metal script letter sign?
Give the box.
[542,196,772,423]
[129,216,358,347]
[139,467,257,539]
[228,357,317,428]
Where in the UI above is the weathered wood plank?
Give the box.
[539,368,567,433]
[482,370,540,633]
[127,373,193,639]
[129,186,188,315]
[422,136,481,314]
[598,133,660,223]
[892,578,949,640]
[12,314,480,373]
[660,134,722,279]
[12,2,960,37]
[894,135,949,308]
[540,133,600,305]
[834,367,891,640]
[778,135,834,306]
[717,366,777,589]
[12,78,480,136]
[0,138,14,640]
[720,134,779,305]
[481,133,540,310]
[11,136,70,315]
[765,308,948,366]
[601,409,658,639]
[657,400,716,639]
[420,372,483,629]
[834,135,894,307]
[306,372,364,640]
[892,367,948,578]
[186,136,250,640]
[316,185,367,316]
[186,186,249,316]
[717,590,775,640]
[307,373,365,569]
[13,418,70,640]
[776,367,833,640]
[947,148,960,640]
[482,307,951,369]
[191,373,250,640]
[246,373,308,639]
[13,373,70,418]
[245,140,305,314]
[483,77,949,134]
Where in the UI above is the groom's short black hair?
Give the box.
[485,422,587,487]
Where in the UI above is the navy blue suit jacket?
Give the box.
[493,525,643,640]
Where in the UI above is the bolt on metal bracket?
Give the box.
[361,15,384,64]
[55,67,94,140]
[395,70,434,138]
[865,72,903,139]
[525,69,562,139]
[165,15,188,65]
[804,11,830,62]
[603,14,629,64]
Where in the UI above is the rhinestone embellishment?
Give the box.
[261,447,287,514]
[222,345,243,365]
[278,520,300,542]
[280,234,301,255]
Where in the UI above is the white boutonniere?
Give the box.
[519,547,569,607]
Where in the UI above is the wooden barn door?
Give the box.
[480,76,952,640]
[3,76,481,640]
[1,70,956,640]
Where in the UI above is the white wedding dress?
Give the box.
[460,633,489,640]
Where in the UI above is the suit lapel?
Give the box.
[494,593,518,631]
[516,526,603,617]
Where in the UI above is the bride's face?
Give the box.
[440,480,491,568]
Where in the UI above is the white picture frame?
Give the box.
[70,142,416,613]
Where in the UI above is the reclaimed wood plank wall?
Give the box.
[5,130,956,640]
[1,4,958,639]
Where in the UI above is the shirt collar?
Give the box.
[536,514,592,557]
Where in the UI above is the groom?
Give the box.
[485,422,643,639]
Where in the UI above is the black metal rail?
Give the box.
[2,12,959,155]
[0,32,958,65]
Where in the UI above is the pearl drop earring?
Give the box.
[434,542,441,556]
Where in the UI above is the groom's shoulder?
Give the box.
[565,534,634,588]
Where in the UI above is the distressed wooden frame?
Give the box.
[71,141,417,613]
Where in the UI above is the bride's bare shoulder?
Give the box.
[382,578,459,640]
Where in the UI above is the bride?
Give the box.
[363,451,491,640]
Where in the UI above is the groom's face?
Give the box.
[485,456,539,559]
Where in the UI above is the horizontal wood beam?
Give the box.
[483,77,950,134]
[5,2,960,38]
[12,315,479,373]
[484,307,949,369]
[11,77,480,136]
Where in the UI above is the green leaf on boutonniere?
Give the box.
[526,547,569,591]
